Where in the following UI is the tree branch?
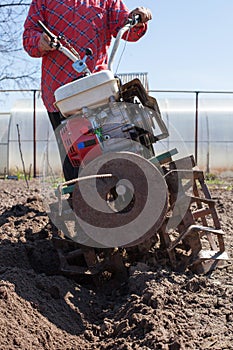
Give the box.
[0,70,39,83]
[0,3,30,7]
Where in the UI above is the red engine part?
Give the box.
[60,117,102,167]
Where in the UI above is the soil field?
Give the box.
[0,179,232,350]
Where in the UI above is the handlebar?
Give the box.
[107,14,141,72]
[38,14,141,74]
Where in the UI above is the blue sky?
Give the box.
[118,0,233,91]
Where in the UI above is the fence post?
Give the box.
[33,90,37,178]
[195,91,199,164]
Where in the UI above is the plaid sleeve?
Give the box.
[107,0,147,42]
[23,0,46,57]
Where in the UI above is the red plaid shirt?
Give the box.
[23,0,147,112]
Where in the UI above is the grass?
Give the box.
[205,173,233,190]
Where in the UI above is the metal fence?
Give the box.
[1,88,233,177]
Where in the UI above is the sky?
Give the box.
[116,0,233,92]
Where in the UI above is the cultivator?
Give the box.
[39,17,229,280]
[48,77,229,278]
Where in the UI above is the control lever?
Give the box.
[72,48,93,73]
[38,20,60,49]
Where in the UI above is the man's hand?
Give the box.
[38,32,57,53]
[129,7,152,26]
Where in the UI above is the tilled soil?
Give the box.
[0,179,232,350]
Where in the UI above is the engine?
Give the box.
[55,71,168,168]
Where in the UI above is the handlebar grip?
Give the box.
[38,20,57,41]
[127,14,141,26]
[133,14,142,23]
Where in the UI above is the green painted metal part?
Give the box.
[149,148,178,165]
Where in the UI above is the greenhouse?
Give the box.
[1,91,233,178]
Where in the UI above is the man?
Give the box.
[23,0,152,180]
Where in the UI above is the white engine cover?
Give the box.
[54,70,119,117]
